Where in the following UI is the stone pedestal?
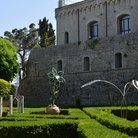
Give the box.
[9,95,13,114]
[0,97,3,117]
[21,96,24,113]
[17,95,24,113]
[17,96,21,112]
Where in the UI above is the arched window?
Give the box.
[57,60,62,71]
[115,53,122,68]
[84,57,89,71]
[89,22,98,39]
[120,15,131,34]
[65,32,69,44]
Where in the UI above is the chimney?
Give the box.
[59,0,65,8]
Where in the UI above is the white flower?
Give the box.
[55,75,60,80]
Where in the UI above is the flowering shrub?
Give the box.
[0,79,11,96]
[47,68,65,105]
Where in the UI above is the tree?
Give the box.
[0,79,11,96]
[4,23,39,80]
[39,17,55,47]
[0,38,19,82]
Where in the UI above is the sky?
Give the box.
[0,0,82,37]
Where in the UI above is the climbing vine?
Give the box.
[87,39,100,50]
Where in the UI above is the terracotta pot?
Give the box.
[46,105,60,115]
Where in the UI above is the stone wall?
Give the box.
[18,32,138,105]
[55,0,138,45]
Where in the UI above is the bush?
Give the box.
[77,119,129,138]
[0,107,137,137]
[0,119,78,138]
[112,109,138,121]
[0,38,19,82]
[2,112,8,117]
[0,79,11,96]
[7,108,90,120]
[83,106,138,137]
[33,45,41,49]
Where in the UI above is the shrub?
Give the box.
[2,112,8,117]
[83,107,138,137]
[77,119,129,138]
[33,45,41,49]
[0,119,78,138]
[1,107,137,137]
[0,38,19,82]
[0,79,11,95]
[6,108,90,120]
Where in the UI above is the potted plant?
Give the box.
[46,68,65,115]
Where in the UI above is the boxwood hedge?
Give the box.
[83,106,138,137]
[0,106,137,137]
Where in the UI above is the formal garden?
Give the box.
[0,5,138,136]
[0,105,137,137]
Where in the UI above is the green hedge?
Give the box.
[1,106,138,137]
[77,119,129,138]
[0,118,130,138]
[6,108,90,119]
[83,107,138,137]
[2,111,8,117]
[0,119,78,138]
[0,117,39,122]
[111,109,138,121]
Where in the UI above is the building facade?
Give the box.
[56,0,138,45]
[18,32,138,105]
[18,0,138,105]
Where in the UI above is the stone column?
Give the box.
[0,96,3,117]
[17,95,24,113]
[17,95,21,112]
[9,95,13,114]
[21,95,24,113]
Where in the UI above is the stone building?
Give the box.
[18,0,138,105]
[56,0,138,45]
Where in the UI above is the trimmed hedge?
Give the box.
[111,109,138,121]
[6,108,90,119]
[83,107,138,137]
[1,106,138,137]
[0,117,38,121]
[77,119,130,138]
[0,119,78,138]
[2,111,8,117]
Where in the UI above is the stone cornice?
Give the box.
[55,0,126,18]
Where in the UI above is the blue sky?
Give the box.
[0,0,82,37]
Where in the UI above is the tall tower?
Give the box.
[58,0,65,8]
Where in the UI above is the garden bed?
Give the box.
[83,106,138,137]
[0,106,137,137]
[111,109,138,121]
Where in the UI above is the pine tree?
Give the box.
[4,23,39,80]
[38,17,55,47]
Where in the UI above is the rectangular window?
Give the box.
[115,53,122,68]
[90,22,98,39]
[120,16,130,34]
